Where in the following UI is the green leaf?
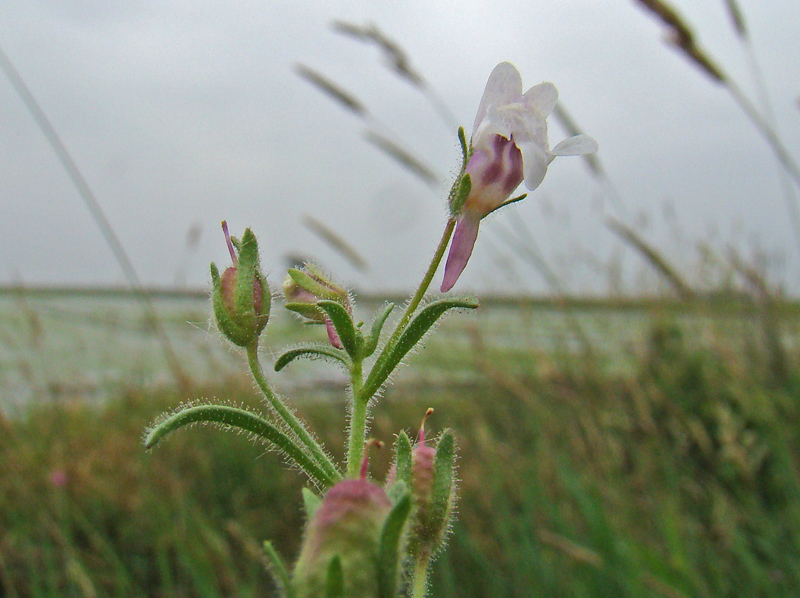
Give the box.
[263,541,293,598]
[362,299,479,399]
[144,404,335,488]
[324,556,344,598]
[362,303,395,358]
[430,429,456,534]
[302,487,323,521]
[274,344,351,372]
[378,490,412,598]
[317,300,360,358]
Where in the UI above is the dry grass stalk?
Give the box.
[536,528,604,567]
[723,0,748,39]
[606,216,694,299]
[633,0,725,82]
[302,214,369,272]
[362,130,439,187]
[294,64,367,117]
[332,20,423,87]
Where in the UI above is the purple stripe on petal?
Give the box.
[481,140,503,185]
[501,139,524,195]
[441,216,481,292]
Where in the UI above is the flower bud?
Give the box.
[282,263,352,349]
[405,410,456,562]
[293,446,391,598]
[210,222,270,348]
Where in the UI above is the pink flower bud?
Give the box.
[293,445,391,597]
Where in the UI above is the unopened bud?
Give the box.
[283,263,352,349]
[293,444,391,598]
[406,410,457,561]
[210,222,270,348]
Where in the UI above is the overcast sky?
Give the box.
[1,0,799,296]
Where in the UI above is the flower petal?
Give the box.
[503,103,548,146]
[325,318,343,349]
[551,135,598,156]
[523,82,558,118]
[517,141,553,191]
[473,62,523,133]
[441,216,481,292]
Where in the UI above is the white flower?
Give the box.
[441,62,597,292]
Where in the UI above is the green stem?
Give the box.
[397,217,457,334]
[367,217,456,401]
[411,559,430,598]
[345,218,456,474]
[247,344,341,484]
[346,359,366,478]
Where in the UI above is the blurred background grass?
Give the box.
[2,293,800,597]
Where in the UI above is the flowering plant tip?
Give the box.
[441,62,597,292]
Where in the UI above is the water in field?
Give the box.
[0,289,795,412]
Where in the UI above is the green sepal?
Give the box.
[236,229,269,326]
[144,404,335,488]
[288,268,343,301]
[362,299,479,399]
[263,541,294,598]
[362,303,395,358]
[210,228,270,348]
[448,173,472,217]
[378,487,412,598]
[285,301,326,322]
[487,192,528,217]
[386,479,409,506]
[302,487,323,522]
[392,430,413,488]
[324,556,344,598]
[317,300,360,358]
[429,429,456,539]
[274,343,352,372]
[457,126,469,166]
[210,262,251,348]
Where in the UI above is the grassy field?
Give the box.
[2,292,800,596]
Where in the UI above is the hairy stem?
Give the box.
[346,360,366,478]
[411,559,430,598]
[398,217,457,333]
[347,218,456,474]
[247,344,341,483]
[362,217,456,402]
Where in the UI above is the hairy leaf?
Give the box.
[274,344,351,372]
[362,299,478,399]
[145,404,335,487]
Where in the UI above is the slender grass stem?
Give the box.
[724,79,800,252]
[246,344,341,484]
